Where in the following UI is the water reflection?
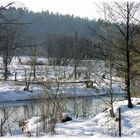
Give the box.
[0,95,124,130]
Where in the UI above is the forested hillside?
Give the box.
[0,7,105,59]
[2,7,101,37]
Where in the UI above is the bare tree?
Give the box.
[0,7,27,80]
[95,2,140,108]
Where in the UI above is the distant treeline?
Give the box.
[0,7,108,61]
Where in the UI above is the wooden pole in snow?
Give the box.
[119,107,121,137]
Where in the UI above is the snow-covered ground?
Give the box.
[5,98,140,138]
[0,79,125,102]
[0,56,126,102]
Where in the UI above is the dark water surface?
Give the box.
[0,95,124,130]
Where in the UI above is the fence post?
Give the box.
[0,119,3,136]
[118,107,121,137]
[15,72,17,81]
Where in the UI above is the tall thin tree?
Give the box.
[95,2,140,108]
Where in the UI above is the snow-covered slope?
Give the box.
[16,98,140,137]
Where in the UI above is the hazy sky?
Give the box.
[0,0,134,19]
[0,0,103,19]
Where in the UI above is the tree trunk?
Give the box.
[126,2,133,108]
[4,63,8,81]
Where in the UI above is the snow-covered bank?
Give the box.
[0,90,42,102]
[16,98,140,137]
[0,80,125,103]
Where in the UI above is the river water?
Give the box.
[0,95,124,131]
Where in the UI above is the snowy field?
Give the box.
[0,56,126,102]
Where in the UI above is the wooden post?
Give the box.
[119,108,121,137]
[15,72,17,81]
[0,119,3,136]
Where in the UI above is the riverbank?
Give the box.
[5,98,140,138]
[0,80,125,102]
